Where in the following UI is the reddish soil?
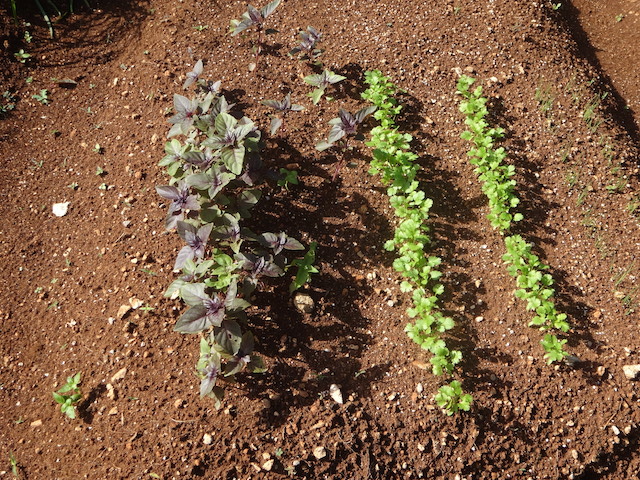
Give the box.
[1,1,640,479]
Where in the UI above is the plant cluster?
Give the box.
[157,61,316,406]
[457,75,523,232]
[52,372,82,419]
[0,91,17,117]
[457,75,569,363]
[362,70,471,415]
[503,235,570,363]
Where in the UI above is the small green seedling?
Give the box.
[14,49,31,63]
[32,89,50,105]
[277,168,298,190]
[52,372,82,419]
[434,380,472,415]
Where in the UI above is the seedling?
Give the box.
[93,144,103,155]
[304,69,346,105]
[32,89,50,105]
[14,49,30,63]
[289,26,323,62]
[458,75,570,363]
[261,93,304,135]
[316,106,376,179]
[289,241,318,292]
[278,168,299,190]
[435,380,473,415]
[0,91,16,116]
[230,0,281,62]
[52,372,82,419]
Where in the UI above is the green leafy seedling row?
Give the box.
[457,75,523,232]
[457,75,569,363]
[363,70,471,415]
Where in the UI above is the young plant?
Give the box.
[52,372,82,419]
[289,26,323,62]
[363,70,470,412]
[32,89,50,105]
[0,91,17,117]
[304,69,346,105]
[14,49,31,63]
[434,380,473,415]
[261,93,305,135]
[316,106,376,179]
[230,0,281,62]
[277,168,299,190]
[158,60,316,407]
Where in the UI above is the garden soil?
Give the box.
[1,0,640,479]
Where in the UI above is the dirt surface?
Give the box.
[1,1,640,479]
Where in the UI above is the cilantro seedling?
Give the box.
[304,69,346,105]
[363,70,468,408]
[434,381,472,415]
[14,49,31,63]
[32,89,50,105]
[93,144,103,155]
[52,372,82,419]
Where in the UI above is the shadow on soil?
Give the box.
[555,1,640,145]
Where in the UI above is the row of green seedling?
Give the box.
[457,75,570,363]
[362,70,471,414]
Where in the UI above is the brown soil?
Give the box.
[1,1,640,479]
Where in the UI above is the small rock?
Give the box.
[262,459,274,471]
[174,398,184,409]
[623,364,640,380]
[117,304,132,319]
[293,293,314,314]
[52,202,70,217]
[329,384,343,404]
[411,360,429,370]
[416,383,424,394]
[203,433,213,445]
[313,446,327,459]
[611,425,621,436]
[106,383,116,400]
[110,367,127,383]
[30,419,43,427]
[475,316,484,322]
[108,406,118,415]
[129,297,144,309]
[596,365,607,377]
